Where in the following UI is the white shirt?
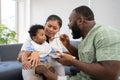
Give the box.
[21,35,68,53]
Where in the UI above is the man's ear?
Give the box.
[77,16,84,25]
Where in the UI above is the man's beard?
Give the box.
[71,22,82,39]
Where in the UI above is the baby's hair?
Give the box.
[28,24,44,39]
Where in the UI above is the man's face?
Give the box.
[68,11,82,39]
[70,21,82,39]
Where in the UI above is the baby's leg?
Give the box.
[22,68,43,80]
[48,57,65,76]
[48,66,55,73]
[35,62,55,80]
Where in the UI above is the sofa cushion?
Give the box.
[0,43,23,61]
[0,61,23,80]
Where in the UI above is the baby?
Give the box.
[22,24,57,80]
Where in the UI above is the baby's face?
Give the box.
[33,29,46,44]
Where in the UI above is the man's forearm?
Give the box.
[66,44,78,59]
[71,59,120,80]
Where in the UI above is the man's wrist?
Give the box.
[70,58,78,66]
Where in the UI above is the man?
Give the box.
[36,6,120,80]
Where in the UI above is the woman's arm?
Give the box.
[17,50,31,62]
[18,51,40,67]
[21,51,32,69]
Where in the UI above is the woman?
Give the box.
[17,15,69,80]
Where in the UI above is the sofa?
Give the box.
[0,41,79,80]
[0,43,23,80]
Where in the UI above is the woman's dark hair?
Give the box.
[74,6,94,21]
[46,15,62,28]
[28,24,44,39]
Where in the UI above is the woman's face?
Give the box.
[44,20,60,38]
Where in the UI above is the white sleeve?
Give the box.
[55,38,68,52]
[21,39,31,50]
[59,40,68,52]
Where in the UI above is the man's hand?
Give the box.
[60,34,79,59]
[60,34,70,47]
[56,53,75,66]
[22,60,32,70]
[28,51,40,67]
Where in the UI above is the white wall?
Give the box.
[17,0,30,43]
[30,0,89,41]
[18,0,120,42]
[90,0,120,29]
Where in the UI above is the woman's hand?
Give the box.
[60,34,70,47]
[27,51,40,67]
[22,60,32,70]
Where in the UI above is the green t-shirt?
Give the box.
[69,24,120,80]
